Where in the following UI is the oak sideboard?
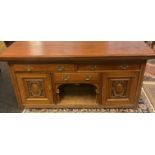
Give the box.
[0,41,155,110]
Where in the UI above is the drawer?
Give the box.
[54,73,100,82]
[11,64,75,72]
[77,64,141,71]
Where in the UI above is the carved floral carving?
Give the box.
[111,80,128,98]
[25,79,45,97]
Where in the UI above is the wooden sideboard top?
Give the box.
[0,41,155,61]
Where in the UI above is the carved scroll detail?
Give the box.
[111,80,128,98]
[25,79,45,97]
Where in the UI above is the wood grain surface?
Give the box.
[0,41,155,61]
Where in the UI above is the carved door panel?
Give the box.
[16,73,53,106]
[102,71,139,108]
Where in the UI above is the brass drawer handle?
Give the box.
[85,75,92,81]
[25,66,33,71]
[89,65,96,70]
[120,64,128,70]
[63,75,70,81]
[56,65,64,72]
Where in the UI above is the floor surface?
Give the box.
[0,62,19,112]
[143,82,155,110]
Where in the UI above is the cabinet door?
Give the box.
[102,71,139,108]
[16,73,53,107]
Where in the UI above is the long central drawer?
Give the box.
[54,73,100,83]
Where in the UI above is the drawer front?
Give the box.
[77,64,140,71]
[54,73,100,82]
[11,64,75,72]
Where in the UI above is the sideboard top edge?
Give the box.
[0,41,155,62]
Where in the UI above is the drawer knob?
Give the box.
[85,75,92,81]
[26,66,33,71]
[63,75,70,81]
[120,64,128,70]
[56,65,64,72]
[89,65,96,70]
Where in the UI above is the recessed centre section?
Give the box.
[57,84,98,106]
